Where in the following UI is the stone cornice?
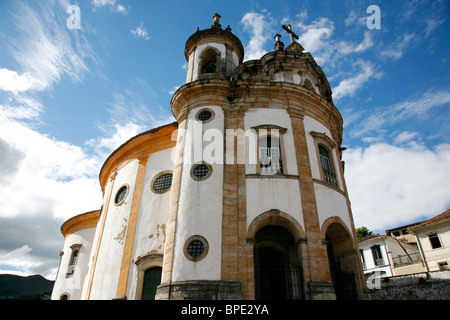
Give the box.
[171,79,343,147]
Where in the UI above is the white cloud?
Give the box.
[0,117,101,220]
[297,17,334,54]
[0,68,42,94]
[9,2,94,92]
[91,0,116,8]
[131,22,150,40]
[351,89,450,137]
[333,60,382,101]
[344,142,450,232]
[241,11,276,61]
[338,31,373,55]
[0,245,41,274]
[116,4,129,14]
[380,33,415,60]
[86,122,143,158]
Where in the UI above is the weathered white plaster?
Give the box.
[246,178,304,231]
[89,159,139,300]
[171,106,224,281]
[126,147,174,299]
[51,228,96,300]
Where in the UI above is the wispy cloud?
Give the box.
[333,60,382,101]
[338,31,373,55]
[8,2,94,92]
[380,33,415,60]
[91,0,116,8]
[131,22,150,40]
[241,11,276,61]
[351,89,450,137]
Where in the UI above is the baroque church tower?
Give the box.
[52,14,366,300]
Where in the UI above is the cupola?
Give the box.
[184,13,244,83]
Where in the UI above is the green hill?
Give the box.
[0,274,54,300]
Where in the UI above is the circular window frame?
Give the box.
[190,162,213,181]
[114,184,130,206]
[150,171,173,194]
[183,235,209,262]
[195,108,215,124]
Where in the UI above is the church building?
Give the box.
[51,14,366,300]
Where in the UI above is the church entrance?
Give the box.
[325,223,359,300]
[254,226,303,300]
[141,267,162,300]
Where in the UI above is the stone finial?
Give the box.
[274,34,284,51]
[212,13,222,28]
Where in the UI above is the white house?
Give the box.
[409,209,450,272]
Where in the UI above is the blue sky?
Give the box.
[0,0,449,279]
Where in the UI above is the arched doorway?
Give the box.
[254,226,303,300]
[141,267,162,300]
[324,222,359,300]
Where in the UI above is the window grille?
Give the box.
[319,146,337,187]
[197,110,212,122]
[187,240,204,258]
[193,164,209,179]
[259,147,283,175]
[153,173,173,193]
[115,186,128,204]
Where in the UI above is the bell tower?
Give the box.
[184,13,244,82]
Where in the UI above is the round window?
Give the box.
[152,172,173,193]
[184,236,209,261]
[191,163,212,181]
[114,185,129,205]
[196,109,214,123]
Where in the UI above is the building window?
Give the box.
[114,185,129,205]
[60,293,69,300]
[195,108,214,123]
[259,135,283,175]
[438,261,449,270]
[200,48,219,75]
[429,234,442,249]
[319,145,337,187]
[191,162,212,181]
[184,235,209,262]
[151,172,173,194]
[371,245,384,267]
[66,244,81,277]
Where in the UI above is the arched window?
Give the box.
[66,244,81,276]
[319,145,337,187]
[200,48,219,74]
[303,78,314,90]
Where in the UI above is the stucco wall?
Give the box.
[51,227,96,300]
[171,105,224,282]
[88,159,139,299]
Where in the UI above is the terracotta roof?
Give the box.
[409,209,450,231]
[358,234,384,242]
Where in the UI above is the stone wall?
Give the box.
[369,270,450,300]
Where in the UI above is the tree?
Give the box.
[356,226,373,240]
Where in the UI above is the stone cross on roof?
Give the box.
[282,24,299,44]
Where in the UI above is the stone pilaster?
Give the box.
[288,107,335,300]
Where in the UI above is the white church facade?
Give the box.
[51,14,366,300]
